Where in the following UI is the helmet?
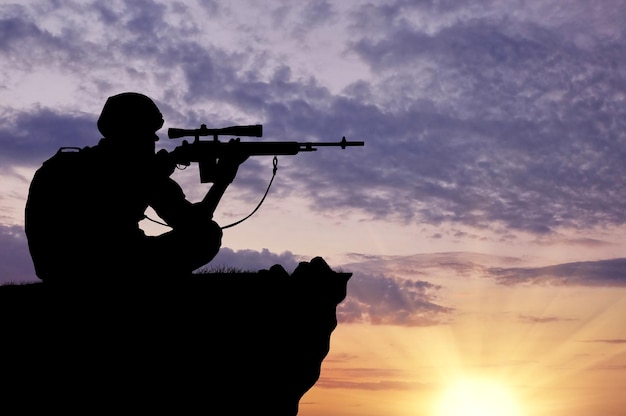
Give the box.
[97,92,164,137]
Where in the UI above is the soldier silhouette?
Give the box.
[25,92,246,283]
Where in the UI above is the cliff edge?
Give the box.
[0,257,351,415]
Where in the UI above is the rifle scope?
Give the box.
[168,124,263,139]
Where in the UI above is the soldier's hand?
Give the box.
[155,148,177,176]
[216,139,249,184]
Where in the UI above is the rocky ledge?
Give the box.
[0,257,351,415]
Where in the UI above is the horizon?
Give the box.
[2,1,626,415]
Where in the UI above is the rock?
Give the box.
[0,257,351,415]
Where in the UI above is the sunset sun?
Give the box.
[434,378,522,416]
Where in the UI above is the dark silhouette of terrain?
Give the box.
[0,257,350,415]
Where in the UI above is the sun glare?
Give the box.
[434,378,522,416]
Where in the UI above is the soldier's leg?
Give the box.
[146,219,223,276]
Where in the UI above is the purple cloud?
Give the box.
[490,258,626,286]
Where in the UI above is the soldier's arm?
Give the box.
[196,150,249,218]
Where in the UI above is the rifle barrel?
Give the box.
[300,137,365,150]
[307,141,365,147]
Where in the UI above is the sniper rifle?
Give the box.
[168,124,364,183]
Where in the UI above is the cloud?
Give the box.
[338,271,453,327]
[0,107,96,167]
[315,378,430,392]
[324,352,360,363]
[0,13,71,62]
[489,258,626,287]
[204,246,304,273]
[518,314,577,324]
[336,252,626,325]
[535,237,617,248]
[0,225,36,284]
[2,0,626,240]
[592,364,626,371]
[315,367,433,391]
[582,339,626,344]
[342,1,626,233]
[342,251,521,278]
[206,249,457,328]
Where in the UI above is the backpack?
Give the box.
[25,147,92,281]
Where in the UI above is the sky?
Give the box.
[1,0,626,415]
